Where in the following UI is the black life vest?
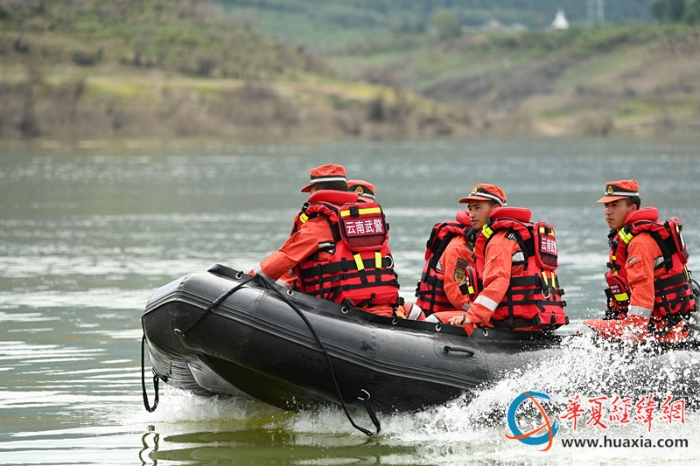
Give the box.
[414,210,476,316]
[473,207,568,330]
[605,207,695,331]
[293,190,400,308]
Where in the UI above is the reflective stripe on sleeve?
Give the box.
[407,304,423,321]
[628,305,652,319]
[474,295,498,312]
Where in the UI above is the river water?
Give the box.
[1,138,699,465]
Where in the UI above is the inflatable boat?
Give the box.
[141,264,700,432]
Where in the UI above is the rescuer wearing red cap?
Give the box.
[585,180,696,344]
[253,164,402,318]
[416,187,497,320]
[432,184,568,335]
[428,184,506,330]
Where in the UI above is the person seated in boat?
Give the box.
[415,202,478,319]
[428,184,568,335]
[584,180,697,345]
[251,164,405,319]
[346,178,423,320]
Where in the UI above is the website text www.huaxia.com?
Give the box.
[560,436,689,449]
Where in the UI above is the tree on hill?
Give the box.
[430,10,462,40]
[685,0,700,23]
[650,0,686,22]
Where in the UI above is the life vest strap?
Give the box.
[654,272,690,292]
[299,255,394,277]
[415,288,449,301]
[301,269,399,288]
[508,275,564,295]
[497,297,566,308]
[306,278,400,298]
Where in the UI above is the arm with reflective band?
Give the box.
[625,233,662,315]
[259,217,335,281]
[442,236,473,311]
[466,232,518,325]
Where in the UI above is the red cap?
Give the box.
[300,164,347,192]
[459,184,507,206]
[597,180,639,203]
[347,179,375,202]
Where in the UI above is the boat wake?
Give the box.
[131,330,699,464]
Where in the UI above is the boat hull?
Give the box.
[142,265,565,412]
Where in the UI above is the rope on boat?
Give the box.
[141,334,160,412]
[174,275,256,338]
[255,275,382,437]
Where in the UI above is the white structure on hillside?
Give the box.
[551,8,569,30]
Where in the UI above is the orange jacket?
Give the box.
[441,235,475,311]
[466,230,523,325]
[257,216,335,281]
[625,232,663,315]
[586,226,691,344]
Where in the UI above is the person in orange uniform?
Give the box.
[417,210,477,319]
[438,213,478,313]
[253,164,402,318]
[585,180,696,344]
[346,178,424,320]
[425,184,506,328]
[436,184,567,335]
[258,164,349,288]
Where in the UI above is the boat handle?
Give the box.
[442,345,475,357]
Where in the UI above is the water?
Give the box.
[1,138,699,465]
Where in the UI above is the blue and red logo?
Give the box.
[505,391,560,451]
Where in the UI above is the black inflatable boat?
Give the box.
[141,264,700,429]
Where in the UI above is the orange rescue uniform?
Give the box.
[430,230,523,335]
[587,232,689,343]
[440,235,476,312]
[256,216,396,317]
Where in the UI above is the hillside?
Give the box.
[1,0,698,142]
[327,25,700,138]
[0,0,466,142]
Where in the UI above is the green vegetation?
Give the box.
[1,0,698,142]
[326,23,700,138]
[651,0,700,23]
[0,0,331,79]
[0,0,470,141]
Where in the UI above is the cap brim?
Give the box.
[596,195,629,203]
[300,183,313,193]
[459,195,490,204]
